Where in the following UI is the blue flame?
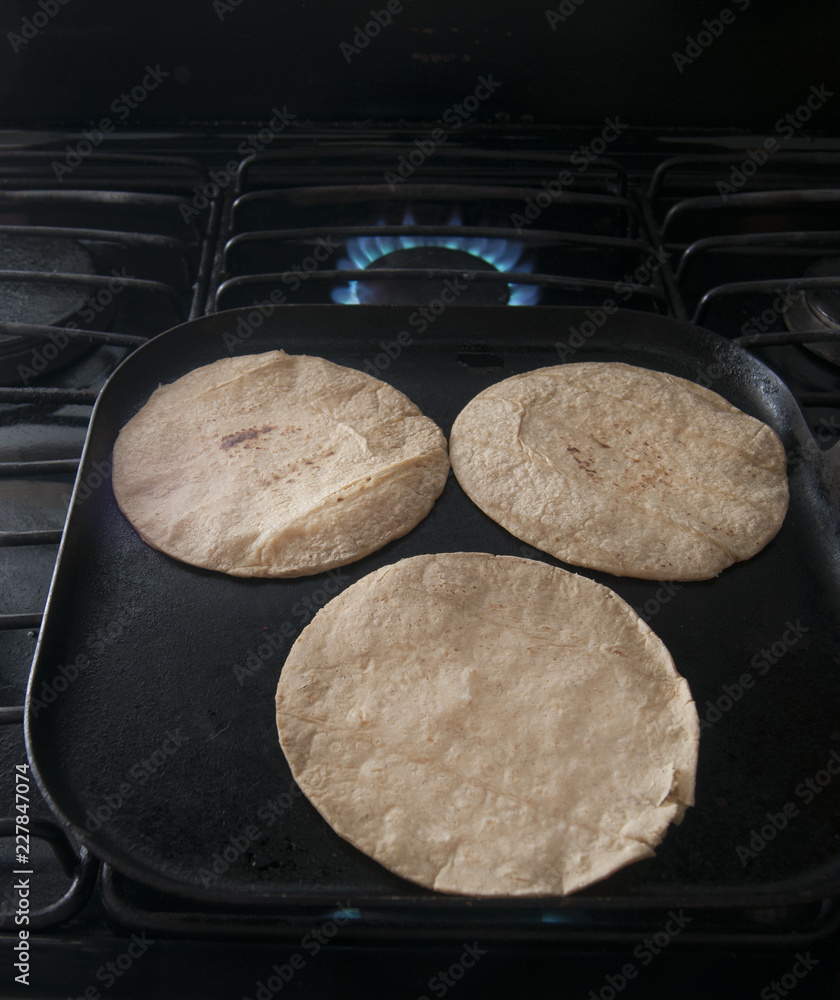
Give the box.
[332,211,540,305]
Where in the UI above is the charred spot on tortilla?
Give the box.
[219,425,276,450]
[449,362,789,581]
[111,350,450,577]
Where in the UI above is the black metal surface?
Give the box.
[23,305,840,931]
[0,153,206,192]
[0,458,79,476]
[1,613,42,630]
[0,387,97,404]
[0,529,62,546]
[239,149,628,193]
[0,323,147,348]
[694,278,840,326]
[99,865,840,946]
[735,331,840,349]
[215,269,667,310]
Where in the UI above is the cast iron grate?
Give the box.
[0,152,215,929]
[648,153,840,441]
[210,146,674,313]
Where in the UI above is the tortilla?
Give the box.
[111,350,449,577]
[276,552,699,896]
[449,362,789,580]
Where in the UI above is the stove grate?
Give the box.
[0,153,215,930]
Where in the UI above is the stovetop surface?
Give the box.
[2,128,840,997]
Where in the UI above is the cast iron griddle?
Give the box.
[25,306,840,912]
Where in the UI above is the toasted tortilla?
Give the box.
[111,351,449,577]
[449,362,789,580]
[276,552,699,896]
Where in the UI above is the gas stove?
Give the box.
[2,127,840,998]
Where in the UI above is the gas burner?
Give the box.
[332,210,540,307]
[783,257,840,365]
[355,245,508,306]
[0,234,103,384]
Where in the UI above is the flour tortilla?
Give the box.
[111,351,449,577]
[449,362,789,581]
[276,552,699,896]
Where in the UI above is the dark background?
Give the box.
[0,0,839,129]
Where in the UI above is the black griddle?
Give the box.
[23,305,840,935]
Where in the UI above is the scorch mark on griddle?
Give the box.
[220,424,277,450]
